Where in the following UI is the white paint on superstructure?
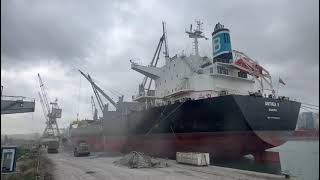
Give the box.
[131,21,261,107]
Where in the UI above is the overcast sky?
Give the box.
[1,0,319,134]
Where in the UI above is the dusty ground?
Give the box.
[46,148,291,180]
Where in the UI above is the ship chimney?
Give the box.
[212,23,233,63]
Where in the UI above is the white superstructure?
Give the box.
[131,21,273,107]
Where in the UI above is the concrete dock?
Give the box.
[47,151,293,180]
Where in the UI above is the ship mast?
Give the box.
[185,20,208,56]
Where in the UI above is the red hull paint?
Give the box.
[290,129,319,140]
[125,131,288,159]
[253,151,280,163]
[70,131,291,159]
[71,135,127,152]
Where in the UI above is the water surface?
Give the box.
[211,140,319,180]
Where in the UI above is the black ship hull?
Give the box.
[69,95,301,159]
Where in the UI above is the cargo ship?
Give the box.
[68,21,301,159]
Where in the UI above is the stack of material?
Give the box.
[114,151,168,168]
[176,152,210,166]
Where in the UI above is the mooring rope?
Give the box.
[146,101,185,135]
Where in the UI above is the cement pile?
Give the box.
[114,151,168,168]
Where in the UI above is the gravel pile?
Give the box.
[114,151,168,168]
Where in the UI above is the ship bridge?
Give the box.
[131,21,276,107]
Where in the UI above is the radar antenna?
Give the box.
[185,20,208,56]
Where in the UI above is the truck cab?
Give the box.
[73,141,90,157]
[47,140,59,153]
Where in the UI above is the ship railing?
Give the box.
[132,93,158,101]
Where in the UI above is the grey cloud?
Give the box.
[1,0,121,64]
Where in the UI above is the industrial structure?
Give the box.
[1,86,35,115]
[37,73,62,146]
[68,21,301,160]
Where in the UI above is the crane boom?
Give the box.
[91,96,98,120]
[38,73,50,113]
[140,23,166,96]
[162,21,169,58]
[88,75,105,112]
[38,92,48,122]
[79,70,118,108]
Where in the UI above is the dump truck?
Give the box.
[73,141,90,157]
[47,140,59,153]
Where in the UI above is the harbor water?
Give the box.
[212,140,319,180]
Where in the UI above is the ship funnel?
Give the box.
[212,23,233,63]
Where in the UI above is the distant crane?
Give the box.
[38,73,62,139]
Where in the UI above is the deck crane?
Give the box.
[79,70,123,113]
[37,73,62,139]
[139,22,169,96]
[91,96,98,120]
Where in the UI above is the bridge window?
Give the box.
[217,66,228,75]
[210,67,213,73]
[219,90,228,96]
[238,71,247,78]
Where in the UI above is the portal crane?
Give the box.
[37,73,62,139]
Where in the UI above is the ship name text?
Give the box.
[265,101,279,107]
